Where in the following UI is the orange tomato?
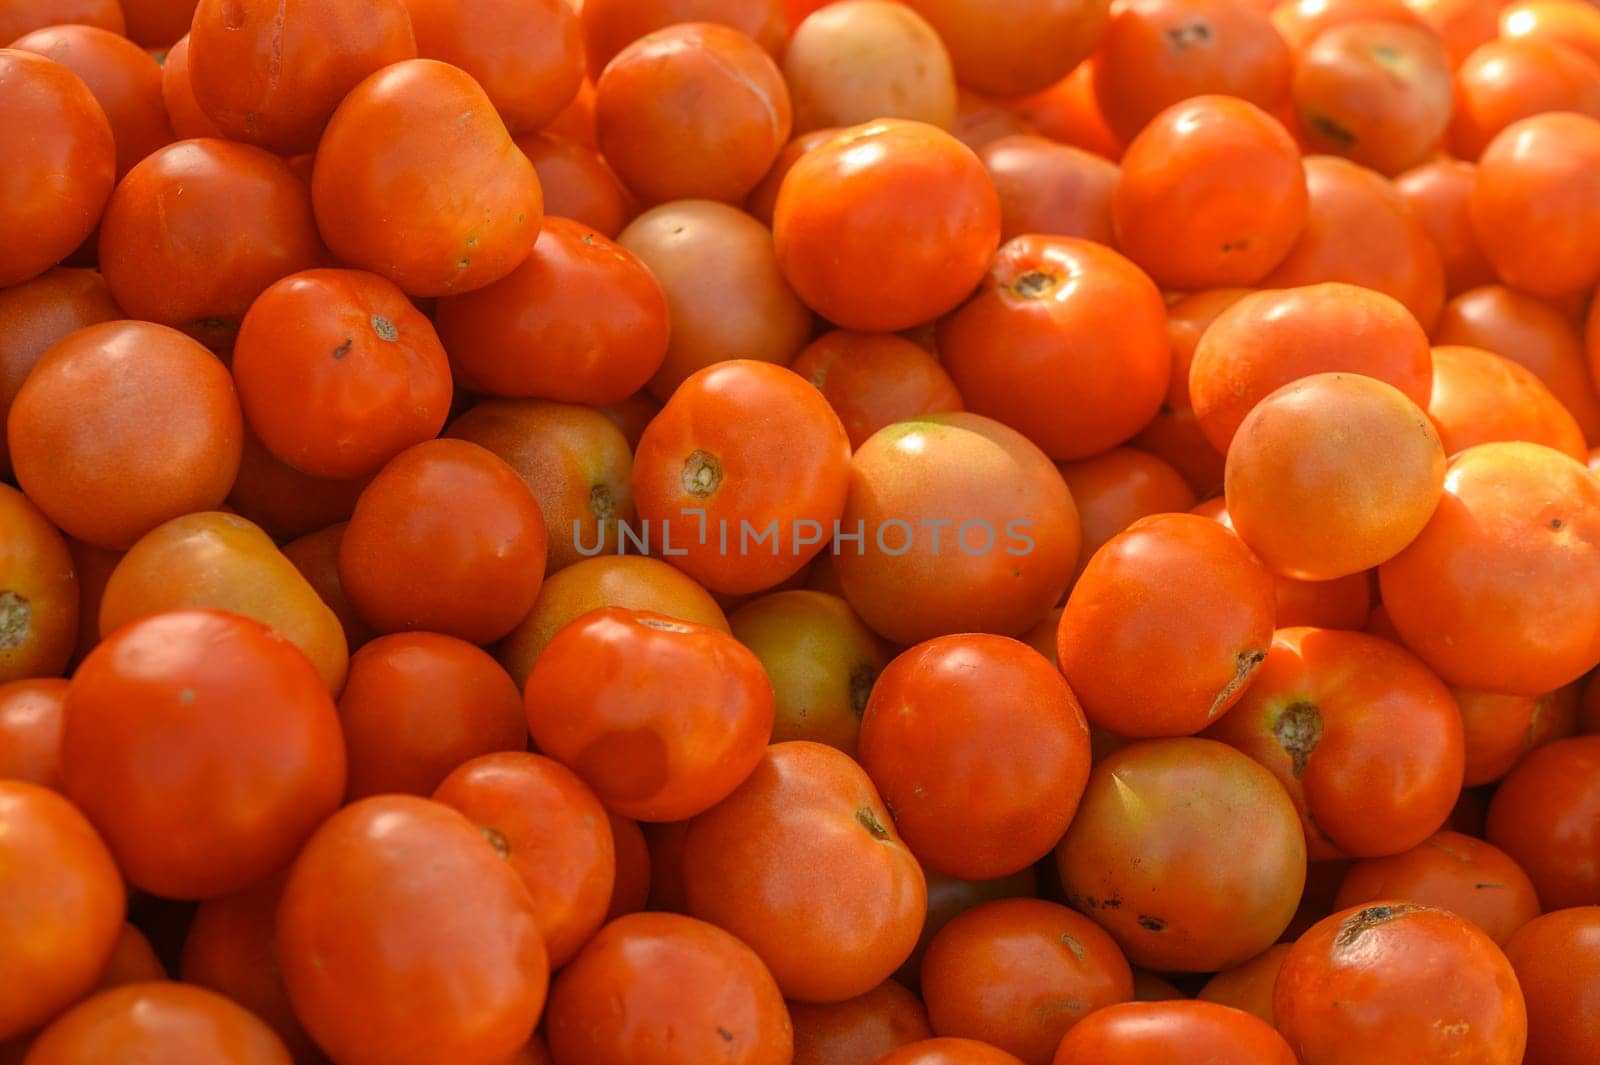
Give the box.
[791,980,934,1065]
[1051,1000,1298,1065]
[21,982,294,1064]
[788,330,963,451]
[0,678,67,789]
[1485,735,1600,909]
[514,131,632,237]
[1393,158,1497,295]
[1057,449,1197,580]
[900,0,1109,98]
[1502,906,1600,1065]
[0,484,77,684]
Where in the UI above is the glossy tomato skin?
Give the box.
[595,22,792,206]
[338,439,549,645]
[187,0,416,155]
[97,139,327,351]
[875,1038,1027,1065]
[1204,627,1464,860]
[900,0,1109,99]
[1485,736,1600,909]
[835,413,1080,646]
[681,741,927,1003]
[179,873,326,1065]
[0,269,121,480]
[0,484,78,684]
[1058,513,1275,738]
[514,131,632,237]
[543,911,793,1065]
[1056,738,1307,972]
[98,511,350,694]
[1113,95,1307,291]
[579,0,788,79]
[1379,442,1600,695]
[433,752,616,968]
[1333,831,1540,945]
[0,50,116,289]
[525,608,773,822]
[938,236,1168,461]
[232,269,453,480]
[8,24,174,180]
[404,0,582,134]
[920,898,1133,1065]
[0,0,125,42]
[0,781,124,1042]
[632,360,851,596]
[0,679,68,788]
[226,430,371,544]
[1427,345,1588,461]
[312,59,543,298]
[774,119,1001,332]
[1503,907,1600,1065]
[20,982,293,1065]
[435,217,668,404]
[859,634,1091,880]
[790,980,933,1065]
[1274,903,1528,1065]
[277,796,548,1065]
[160,34,222,139]
[336,632,526,800]
[1393,159,1496,295]
[788,331,964,452]
[60,610,347,899]
[1051,1000,1298,1065]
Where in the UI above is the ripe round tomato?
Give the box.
[226,430,371,544]
[544,912,793,1065]
[61,610,346,899]
[729,589,888,757]
[1333,831,1540,945]
[446,398,636,573]
[1092,0,1291,142]
[1051,1000,1298,1065]
[921,898,1133,1064]
[404,0,582,133]
[0,0,125,42]
[1205,627,1464,859]
[835,413,1080,646]
[338,438,549,645]
[0,679,67,788]
[1427,345,1588,460]
[8,24,173,180]
[1188,282,1433,453]
[277,795,548,1065]
[938,235,1169,461]
[1379,442,1600,694]
[1393,159,1496,295]
[615,200,812,400]
[1058,513,1275,738]
[514,131,632,237]
[20,982,293,1065]
[790,980,933,1065]
[1056,738,1307,972]
[859,634,1091,880]
[159,34,222,139]
[0,268,121,480]
[788,331,964,452]
[681,741,927,1003]
[0,781,124,1042]
[1470,111,1600,299]
[579,0,788,78]
[0,484,77,684]
[1112,95,1307,290]
[496,555,728,688]
[900,0,1108,98]
[774,120,1000,332]
[1263,155,1446,330]
[525,607,773,821]
[337,632,526,799]
[978,135,1118,247]
[1456,683,1579,786]
[1270,0,1425,56]
[1485,736,1600,909]
[187,0,416,155]
[1291,21,1452,176]
[1274,903,1528,1064]
[311,59,542,297]
[434,217,667,404]
[1057,450,1196,580]
[0,49,115,289]
[783,2,957,133]
[97,138,326,351]
[1502,906,1600,1065]
[1449,38,1600,161]
[434,752,614,968]
[632,360,851,596]
[1225,373,1445,580]
[97,511,349,693]
[1197,944,1293,1026]
[232,269,453,480]
[281,523,376,653]
[875,1037,1027,1065]
[595,22,791,205]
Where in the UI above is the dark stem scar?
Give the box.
[1306,112,1357,148]
[681,450,723,497]
[855,807,891,840]
[370,315,398,341]
[0,591,30,649]
[1166,21,1213,48]
[331,338,353,360]
[1009,270,1056,299]
[479,826,511,860]
[1334,903,1423,948]
[1138,915,1166,932]
[1274,701,1323,777]
[849,664,877,716]
[589,484,615,522]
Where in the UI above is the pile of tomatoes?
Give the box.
[4,0,1600,1062]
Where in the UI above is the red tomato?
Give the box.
[277,796,549,1065]
[1485,736,1600,909]
[791,980,933,1065]
[1051,1000,1298,1065]
[1502,906,1600,1065]
[0,679,67,789]
[21,982,293,1064]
